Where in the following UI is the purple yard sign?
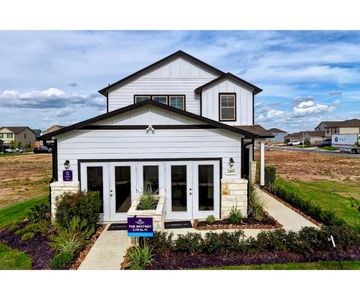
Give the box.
[63,170,73,182]
[127,217,154,237]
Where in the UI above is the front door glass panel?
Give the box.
[115,166,131,213]
[87,166,104,213]
[198,165,214,211]
[143,165,159,194]
[171,165,187,211]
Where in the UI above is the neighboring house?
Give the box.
[267,128,288,143]
[315,119,360,138]
[0,127,36,148]
[285,131,325,145]
[41,125,64,146]
[0,140,3,153]
[42,50,273,224]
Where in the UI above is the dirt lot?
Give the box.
[256,149,360,182]
[0,154,51,209]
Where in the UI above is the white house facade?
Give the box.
[42,51,273,226]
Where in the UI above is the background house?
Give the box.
[0,127,36,148]
[267,128,287,143]
[285,130,325,145]
[315,119,360,138]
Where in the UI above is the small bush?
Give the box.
[15,223,40,236]
[55,191,100,230]
[146,232,174,255]
[228,207,243,224]
[265,166,276,191]
[21,232,35,241]
[27,202,50,223]
[205,215,216,223]
[126,245,154,270]
[137,191,159,210]
[174,233,204,253]
[50,252,74,269]
[203,231,245,253]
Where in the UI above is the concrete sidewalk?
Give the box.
[256,187,318,231]
[78,225,129,270]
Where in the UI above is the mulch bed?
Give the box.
[146,247,360,270]
[261,188,322,227]
[193,212,282,230]
[0,225,55,270]
[70,224,106,270]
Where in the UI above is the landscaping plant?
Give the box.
[27,202,50,223]
[248,183,264,221]
[205,215,216,223]
[126,245,154,270]
[137,190,159,210]
[228,207,243,224]
[50,252,74,269]
[265,166,276,192]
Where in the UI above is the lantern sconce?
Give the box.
[226,157,236,175]
[64,160,70,170]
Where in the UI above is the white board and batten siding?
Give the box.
[56,107,243,183]
[107,57,218,114]
[201,78,254,126]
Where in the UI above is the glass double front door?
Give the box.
[80,160,220,221]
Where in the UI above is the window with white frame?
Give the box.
[219,93,236,121]
[152,95,168,104]
[169,95,185,110]
[134,95,151,103]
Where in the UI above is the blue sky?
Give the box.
[0,30,359,132]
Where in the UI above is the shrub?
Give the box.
[21,232,35,241]
[55,191,100,230]
[15,223,40,236]
[228,207,243,224]
[205,215,216,223]
[50,252,74,269]
[27,202,50,223]
[248,184,264,221]
[174,233,204,253]
[203,231,245,253]
[304,138,311,147]
[255,229,288,252]
[146,232,174,255]
[265,166,276,192]
[51,217,93,254]
[126,245,154,270]
[137,190,159,210]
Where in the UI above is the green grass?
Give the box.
[200,260,360,270]
[319,146,339,151]
[0,152,33,157]
[0,195,48,229]
[276,178,360,231]
[0,243,32,270]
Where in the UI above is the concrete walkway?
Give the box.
[78,225,129,270]
[78,189,317,269]
[256,187,318,231]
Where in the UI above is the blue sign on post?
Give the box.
[127,217,154,237]
[63,170,73,181]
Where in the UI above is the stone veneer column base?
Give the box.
[50,181,80,221]
[221,178,248,218]
[249,160,257,184]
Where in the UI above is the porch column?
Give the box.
[260,139,265,186]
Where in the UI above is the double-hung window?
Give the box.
[7,133,14,139]
[134,95,151,103]
[0,133,3,138]
[219,93,236,121]
[169,95,185,110]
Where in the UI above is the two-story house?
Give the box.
[0,126,36,148]
[315,119,360,138]
[42,50,273,224]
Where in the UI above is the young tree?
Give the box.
[9,140,16,150]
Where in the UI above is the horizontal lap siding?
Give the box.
[108,57,217,114]
[57,129,242,182]
[202,78,253,126]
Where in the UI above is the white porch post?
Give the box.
[260,139,265,186]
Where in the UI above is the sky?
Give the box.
[0,30,359,132]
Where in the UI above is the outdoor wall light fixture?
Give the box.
[229,157,234,167]
[64,160,70,170]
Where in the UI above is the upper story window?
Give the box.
[133,94,186,110]
[134,95,151,103]
[0,133,3,139]
[169,95,185,110]
[219,93,236,121]
[152,95,168,104]
[7,133,14,139]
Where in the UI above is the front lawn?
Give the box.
[275,178,360,231]
[200,260,360,270]
[0,195,48,229]
[0,242,32,270]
